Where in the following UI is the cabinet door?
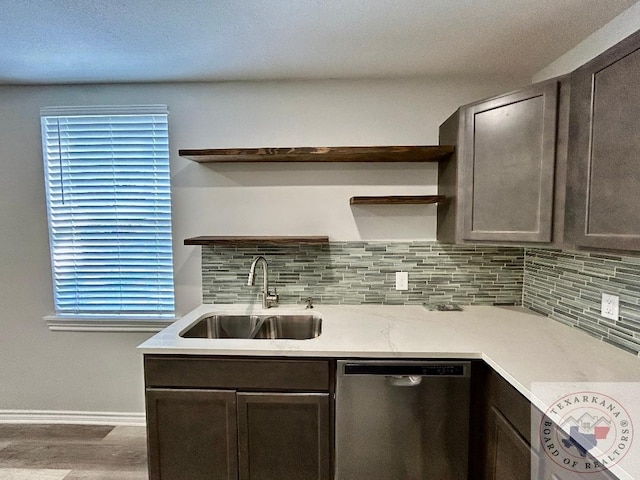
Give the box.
[237,392,330,480]
[485,406,533,480]
[146,388,238,480]
[566,30,640,251]
[462,82,558,242]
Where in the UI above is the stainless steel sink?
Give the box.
[180,314,322,340]
[267,314,322,340]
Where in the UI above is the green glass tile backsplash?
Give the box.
[201,241,524,307]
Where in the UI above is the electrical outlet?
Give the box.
[395,272,408,291]
[601,293,619,320]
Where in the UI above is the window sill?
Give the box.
[43,315,178,332]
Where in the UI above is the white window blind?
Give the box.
[41,105,175,317]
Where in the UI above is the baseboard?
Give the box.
[0,410,146,426]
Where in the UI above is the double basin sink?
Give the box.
[180,313,322,340]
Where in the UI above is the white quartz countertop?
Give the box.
[139,303,640,479]
[138,303,640,401]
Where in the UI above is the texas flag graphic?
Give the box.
[561,413,611,457]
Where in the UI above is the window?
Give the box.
[41,105,175,321]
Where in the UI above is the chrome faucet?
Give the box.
[247,256,279,309]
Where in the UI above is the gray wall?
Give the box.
[0,77,520,415]
[533,2,640,81]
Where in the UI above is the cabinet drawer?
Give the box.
[144,355,331,391]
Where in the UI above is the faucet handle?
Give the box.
[305,297,314,309]
[266,288,279,308]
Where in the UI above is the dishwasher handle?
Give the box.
[387,375,422,387]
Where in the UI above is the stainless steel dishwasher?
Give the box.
[335,360,471,480]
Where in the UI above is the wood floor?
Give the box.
[0,424,148,480]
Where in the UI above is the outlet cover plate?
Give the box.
[395,272,408,291]
[601,293,619,320]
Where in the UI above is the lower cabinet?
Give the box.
[469,362,532,480]
[144,355,622,480]
[471,364,619,480]
[146,388,238,480]
[485,405,537,480]
[144,355,332,480]
[237,393,330,480]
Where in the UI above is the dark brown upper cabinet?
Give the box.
[566,29,640,252]
[438,78,570,245]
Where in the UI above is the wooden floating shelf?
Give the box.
[179,145,454,163]
[349,195,447,205]
[184,236,330,246]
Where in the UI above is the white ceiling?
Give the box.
[1,0,637,85]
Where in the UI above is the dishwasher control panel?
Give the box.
[342,362,468,377]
